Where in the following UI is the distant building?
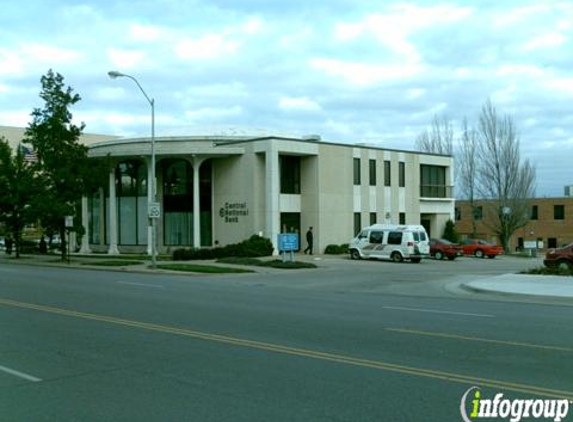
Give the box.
[455,197,573,251]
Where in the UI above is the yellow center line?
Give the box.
[386,328,573,353]
[1,297,571,400]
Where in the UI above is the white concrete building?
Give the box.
[83,127,455,255]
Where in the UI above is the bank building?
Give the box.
[1,125,455,255]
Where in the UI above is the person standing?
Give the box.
[304,226,314,255]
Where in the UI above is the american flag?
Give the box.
[19,144,38,163]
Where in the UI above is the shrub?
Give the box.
[442,219,460,243]
[173,235,273,261]
[324,243,350,254]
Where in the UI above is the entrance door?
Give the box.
[421,219,431,238]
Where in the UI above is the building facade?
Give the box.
[82,127,454,255]
[455,197,573,251]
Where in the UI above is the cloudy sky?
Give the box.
[0,0,571,196]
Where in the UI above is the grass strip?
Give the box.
[83,260,143,267]
[156,264,254,274]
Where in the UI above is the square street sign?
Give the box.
[148,202,161,219]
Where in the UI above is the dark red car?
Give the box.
[544,243,573,270]
[429,238,463,260]
[460,239,504,258]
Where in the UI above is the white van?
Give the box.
[349,224,430,263]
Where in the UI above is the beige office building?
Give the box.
[82,127,454,255]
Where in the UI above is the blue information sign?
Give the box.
[277,233,299,252]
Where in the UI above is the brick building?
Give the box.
[455,197,573,251]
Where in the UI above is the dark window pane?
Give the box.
[369,159,376,186]
[280,155,301,194]
[370,212,376,225]
[353,158,361,185]
[388,232,402,245]
[399,162,405,187]
[531,205,538,220]
[354,213,362,236]
[384,161,391,186]
[554,205,565,220]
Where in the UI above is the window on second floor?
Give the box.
[473,206,483,220]
[280,155,300,194]
[420,164,447,198]
[554,205,565,220]
[369,159,376,186]
[353,158,361,185]
[531,205,538,220]
[384,161,391,186]
[399,162,405,187]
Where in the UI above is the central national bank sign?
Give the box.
[219,202,249,223]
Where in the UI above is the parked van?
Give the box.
[349,224,430,263]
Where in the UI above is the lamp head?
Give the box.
[108,70,125,79]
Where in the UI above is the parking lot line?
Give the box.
[0,364,42,382]
[382,305,495,318]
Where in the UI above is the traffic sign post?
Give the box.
[148,202,161,219]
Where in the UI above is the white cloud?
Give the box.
[0,49,23,75]
[522,32,567,51]
[175,34,240,61]
[279,96,321,112]
[496,65,546,78]
[406,88,425,100]
[184,106,243,121]
[22,43,81,64]
[544,77,573,94]
[107,48,146,70]
[310,58,424,86]
[129,24,164,42]
[243,17,264,35]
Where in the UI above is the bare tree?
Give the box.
[415,114,454,155]
[475,100,536,252]
[457,117,478,236]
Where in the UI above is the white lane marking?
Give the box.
[117,281,165,289]
[0,365,42,382]
[382,306,495,318]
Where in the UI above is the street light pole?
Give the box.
[108,71,158,268]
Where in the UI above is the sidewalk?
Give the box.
[463,274,573,299]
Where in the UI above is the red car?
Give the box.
[430,238,463,260]
[544,243,573,270]
[460,239,504,258]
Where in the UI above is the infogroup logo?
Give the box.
[460,387,571,422]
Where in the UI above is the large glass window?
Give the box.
[420,165,447,198]
[280,155,301,194]
[163,159,193,246]
[116,160,147,245]
[89,193,101,244]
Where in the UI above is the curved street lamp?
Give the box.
[108,71,157,268]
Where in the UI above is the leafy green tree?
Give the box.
[442,219,460,243]
[24,70,90,260]
[0,138,40,258]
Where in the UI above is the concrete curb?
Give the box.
[462,274,573,300]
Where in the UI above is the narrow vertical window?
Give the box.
[353,158,361,185]
[370,212,377,225]
[354,212,362,235]
[399,162,405,187]
[399,212,406,225]
[369,159,376,186]
[384,161,391,186]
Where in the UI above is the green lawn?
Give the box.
[156,264,254,274]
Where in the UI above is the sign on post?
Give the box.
[65,216,74,228]
[148,202,161,219]
[277,233,299,262]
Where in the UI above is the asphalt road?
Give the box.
[0,257,572,421]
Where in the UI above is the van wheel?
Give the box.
[434,251,444,260]
[391,252,403,263]
[411,258,421,263]
[350,249,361,260]
[474,249,484,258]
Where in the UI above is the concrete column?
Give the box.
[79,196,91,254]
[191,157,205,248]
[146,158,153,256]
[108,168,119,255]
[266,143,280,254]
